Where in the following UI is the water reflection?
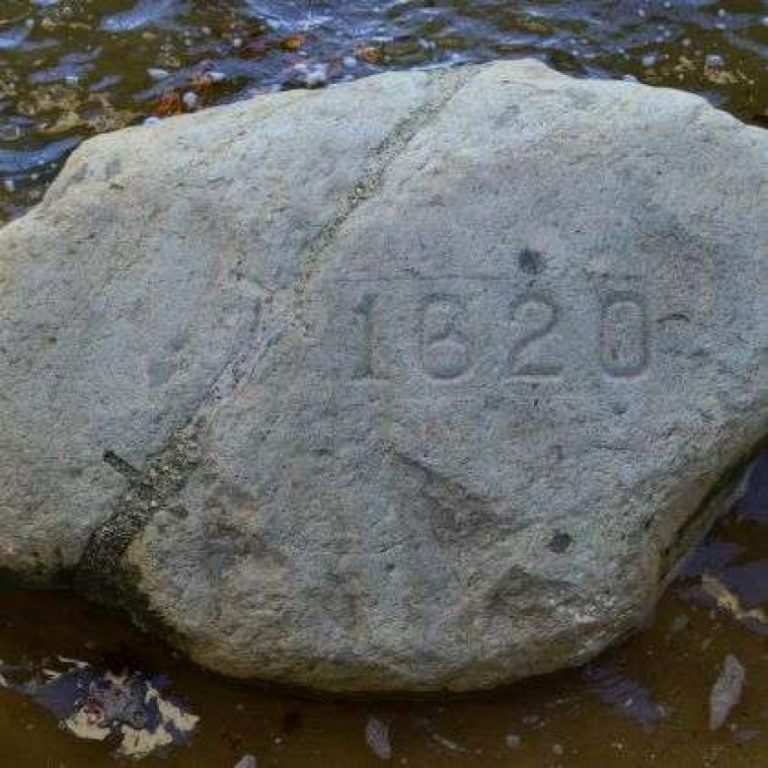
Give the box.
[100,0,186,33]
[1,1,768,764]
[0,0,766,221]
[0,658,198,759]
[581,663,668,729]
[678,448,768,635]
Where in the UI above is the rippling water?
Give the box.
[0,0,766,221]
[1,2,768,765]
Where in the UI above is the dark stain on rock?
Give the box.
[103,449,141,480]
[519,248,545,275]
[389,447,514,548]
[105,157,122,181]
[548,531,573,554]
[484,564,571,615]
[76,430,202,607]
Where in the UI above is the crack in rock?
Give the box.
[292,66,479,332]
[75,430,201,605]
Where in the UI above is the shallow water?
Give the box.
[0,451,767,766]
[0,0,766,220]
[2,0,768,764]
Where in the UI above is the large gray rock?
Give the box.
[1,59,766,691]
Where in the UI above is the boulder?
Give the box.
[0,59,766,691]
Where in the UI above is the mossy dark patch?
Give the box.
[74,427,202,612]
[548,531,573,554]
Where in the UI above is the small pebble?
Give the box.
[522,714,542,727]
[234,755,256,768]
[710,654,746,730]
[290,61,329,88]
[505,733,521,749]
[0,124,22,141]
[182,91,199,110]
[705,53,725,69]
[670,614,690,634]
[734,728,761,744]
[431,733,463,752]
[366,716,392,761]
[147,67,170,81]
[641,54,658,68]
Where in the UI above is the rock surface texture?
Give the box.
[1,59,767,691]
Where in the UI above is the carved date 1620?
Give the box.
[345,285,649,383]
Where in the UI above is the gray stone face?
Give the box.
[0,59,766,691]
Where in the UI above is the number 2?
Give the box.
[508,297,562,377]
